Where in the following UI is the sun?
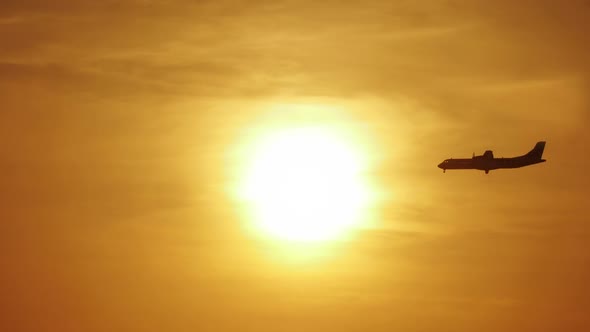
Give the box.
[238,126,371,242]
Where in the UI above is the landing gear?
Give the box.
[485,170,489,174]
[443,169,446,173]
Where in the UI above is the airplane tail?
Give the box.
[525,141,546,160]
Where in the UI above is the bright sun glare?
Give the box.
[239,126,370,242]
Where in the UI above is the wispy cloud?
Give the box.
[1,2,589,330]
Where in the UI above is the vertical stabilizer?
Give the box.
[526,141,546,159]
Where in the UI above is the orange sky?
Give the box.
[1,1,589,331]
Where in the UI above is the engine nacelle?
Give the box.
[483,150,494,159]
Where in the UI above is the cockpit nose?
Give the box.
[437,162,444,169]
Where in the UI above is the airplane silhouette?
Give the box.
[438,141,546,174]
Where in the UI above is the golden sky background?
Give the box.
[1,1,589,331]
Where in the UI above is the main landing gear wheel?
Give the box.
[485,170,489,174]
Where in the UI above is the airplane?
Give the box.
[438,141,546,174]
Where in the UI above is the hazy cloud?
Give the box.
[1,1,589,331]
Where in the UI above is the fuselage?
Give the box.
[438,156,546,171]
